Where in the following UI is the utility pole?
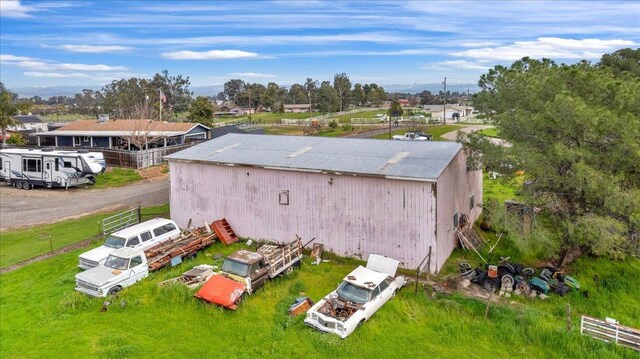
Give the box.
[443,77,447,125]
[466,88,469,120]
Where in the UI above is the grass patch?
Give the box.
[477,127,500,138]
[371,124,463,140]
[330,110,389,123]
[93,168,142,189]
[0,204,169,268]
[0,240,637,358]
[482,171,522,204]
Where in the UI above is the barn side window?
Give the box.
[279,190,289,205]
[453,211,459,227]
[469,194,475,211]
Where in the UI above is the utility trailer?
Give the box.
[0,148,106,189]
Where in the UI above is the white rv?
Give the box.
[0,148,106,189]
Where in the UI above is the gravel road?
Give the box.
[0,177,169,231]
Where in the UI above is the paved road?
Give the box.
[0,177,169,231]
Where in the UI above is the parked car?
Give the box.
[78,218,181,270]
[304,254,406,338]
[195,238,303,309]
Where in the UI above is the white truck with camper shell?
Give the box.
[304,254,406,338]
[78,218,181,270]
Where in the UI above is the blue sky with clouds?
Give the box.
[1,0,638,89]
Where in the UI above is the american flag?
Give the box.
[159,89,167,104]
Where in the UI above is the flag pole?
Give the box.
[159,89,162,121]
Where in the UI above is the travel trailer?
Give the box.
[0,148,106,189]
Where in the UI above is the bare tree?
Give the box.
[120,119,165,150]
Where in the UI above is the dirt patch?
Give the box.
[138,164,168,180]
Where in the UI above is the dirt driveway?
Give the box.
[0,176,169,231]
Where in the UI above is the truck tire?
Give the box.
[108,286,122,296]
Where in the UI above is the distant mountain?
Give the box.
[383,83,479,94]
[8,83,478,98]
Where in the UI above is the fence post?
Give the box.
[137,205,142,223]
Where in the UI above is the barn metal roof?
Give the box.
[165,133,462,181]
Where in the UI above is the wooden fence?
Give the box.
[101,143,194,169]
[580,315,640,351]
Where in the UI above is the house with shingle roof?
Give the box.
[34,118,210,150]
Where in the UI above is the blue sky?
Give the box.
[1,0,638,89]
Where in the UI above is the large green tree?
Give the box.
[188,96,215,123]
[460,52,640,264]
[0,83,18,146]
[333,73,351,111]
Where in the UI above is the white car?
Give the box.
[78,218,180,270]
[304,254,406,338]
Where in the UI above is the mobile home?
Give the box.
[0,148,106,189]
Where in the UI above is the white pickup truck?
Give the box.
[78,218,181,270]
[75,247,149,297]
[392,132,433,141]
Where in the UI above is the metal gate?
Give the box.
[581,315,640,351]
[100,207,141,235]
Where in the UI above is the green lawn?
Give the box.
[372,124,463,140]
[0,204,169,268]
[482,172,521,204]
[331,110,389,123]
[92,168,143,189]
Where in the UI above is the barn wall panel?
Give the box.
[169,162,437,269]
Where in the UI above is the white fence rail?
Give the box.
[580,315,640,351]
[100,207,141,235]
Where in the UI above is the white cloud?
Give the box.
[24,72,90,78]
[230,72,277,78]
[0,0,34,18]
[455,37,637,61]
[162,49,260,60]
[60,44,132,53]
[281,48,439,57]
[1,53,128,71]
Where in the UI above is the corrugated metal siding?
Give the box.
[170,162,437,269]
[435,150,483,272]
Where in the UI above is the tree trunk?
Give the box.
[557,245,588,268]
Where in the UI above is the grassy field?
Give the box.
[372,124,463,140]
[332,110,388,123]
[0,234,637,358]
[0,204,169,269]
[92,168,143,189]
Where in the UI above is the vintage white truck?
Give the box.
[391,132,432,141]
[75,247,149,297]
[304,254,406,338]
[75,226,216,297]
[195,238,303,310]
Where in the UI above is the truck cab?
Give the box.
[220,250,270,292]
[75,247,149,297]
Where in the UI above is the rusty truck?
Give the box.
[195,238,303,309]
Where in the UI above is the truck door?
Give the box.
[249,261,269,291]
[128,256,148,283]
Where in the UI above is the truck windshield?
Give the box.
[336,282,371,304]
[221,258,250,277]
[104,235,126,249]
[104,255,129,270]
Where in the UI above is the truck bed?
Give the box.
[257,238,303,277]
[145,227,216,271]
